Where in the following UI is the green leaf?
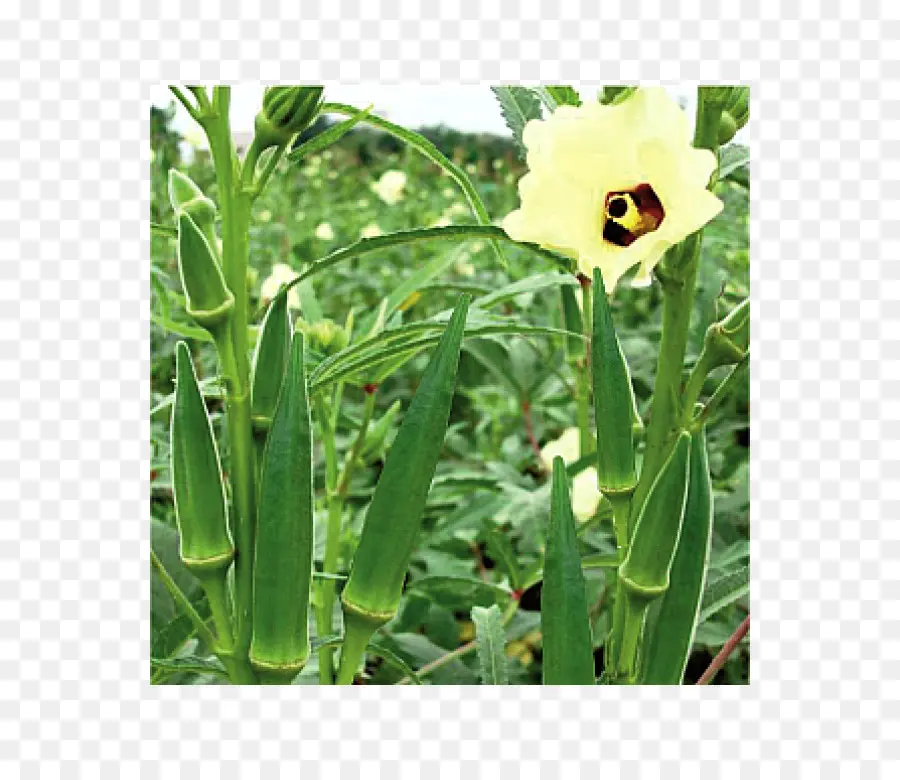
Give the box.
[472,271,579,311]
[151,655,229,679]
[377,632,478,684]
[320,102,508,269]
[287,105,373,163]
[600,86,637,105]
[151,222,177,240]
[150,376,226,420]
[580,552,620,569]
[150,312,214,342]
[641,428,714,684]
[481,524,522,590]
[471,605,509,685]
[541,458,596,685]
[534,86,582,110]
[491,86,543,158]
[407,575,511,612]
[718,143,749,180]
[363,244,468,336]
[366,636,423,684]
[269,225,572,318]
[698,564,749,623]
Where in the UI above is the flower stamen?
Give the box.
[603,184,666,248]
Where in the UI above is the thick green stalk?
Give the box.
[201,93,257,677]
[628,89,725,532]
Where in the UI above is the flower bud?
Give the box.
[718,87,749,144]
[702,298,749,369]
[177,213,234,332]
[294,317,349,356]
[254,86,324,150]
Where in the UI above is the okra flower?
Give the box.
[371,170,407,204]
[503,88,723,292]
[315,222,335,241]
[539,427,601,521]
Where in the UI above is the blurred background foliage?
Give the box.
[150,99,749,685]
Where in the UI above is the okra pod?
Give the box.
[336,295,470,684]
[249,335,314,684]
[171,341,235,576]
[591,267,638,495]
[615,431,692,680]
[176,213,234,333]
[542,457,596,685]
[170,342,235,653]
[641,426,714,684]
[168,170,218,255]
[250,292,291,436]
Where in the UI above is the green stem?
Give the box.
[196,572,234,652]
[169,86,201,123]
[575,276,593,458]
[616,595,649,683]
[335,610,376,685]
[606,492,632,673]
[150,550,216,649]
[316,389,377,684]
[628,88,725,532]
[202,98,257,677]
[680,350,717,427]
[692,353,748,431]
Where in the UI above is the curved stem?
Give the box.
[575,275,593,458]
[680,351,717,427]
[696,615,750,685]
[169,86,201,124]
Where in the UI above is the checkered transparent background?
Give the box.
[1,1,896,775]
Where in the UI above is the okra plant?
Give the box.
[151,85,749,685]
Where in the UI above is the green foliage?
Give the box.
[491,86,543,158]
[150,94,749,685]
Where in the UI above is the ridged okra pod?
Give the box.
[542,457,596,685]
[641,425,714,683]
[616,430,692,680]
[591,267,638,497]
[250,292,291,437]
[168,169,218,258]
[170,341,235,648]
[336,295,470,684]
[176,212,234,334]
[249,335,314,684]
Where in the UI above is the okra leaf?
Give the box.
[541,458,596,685]
[407,575,511,612]
[471,604,509,685]
[150,312,214,342]
[718,143,750,180]
[472,271,579,311]
[366,636,423,685]
[533,85,582,110]
[150,655,229,678]
[698,564,749,623]
[481,524,522,591]
[491,86,543,158]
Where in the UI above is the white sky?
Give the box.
[151,85,698,136]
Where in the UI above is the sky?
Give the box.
[150,85,699,137]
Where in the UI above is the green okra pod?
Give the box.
[250,292,291,436]
[170,342,235,654]
[336,295,470,684]
[176,212,234,333]
[591,267,638,495]
[641,425,714,684]
[542,457,596,685]
[702,297,749,369]
[615,431,692,680]
[168,170,218,255]
[619,431,692,600]
[249,335,315,684]
[171,341,235,575]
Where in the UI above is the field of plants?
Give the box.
[150,86,749,685]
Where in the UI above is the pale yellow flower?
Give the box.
[315,222,335,241]
[431,216,452,228]
[539,427,581,472]
[455,258,475,277]
[260,263,300,309]
[571,468,603,521]
[503,87,723,292]
[258,209,272,223]
[360,222,383,239]
[371,170,407,204]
